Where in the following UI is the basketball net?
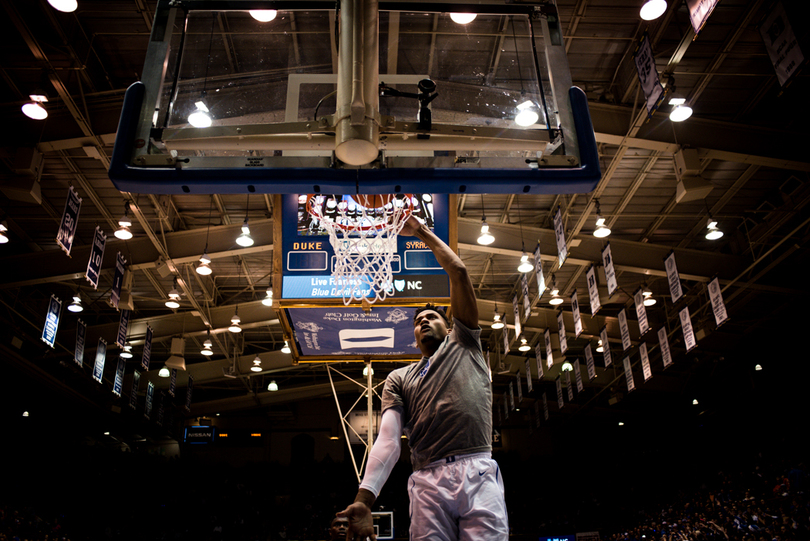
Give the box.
[307,195,413,305]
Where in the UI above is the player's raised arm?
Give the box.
[400,215,478,330]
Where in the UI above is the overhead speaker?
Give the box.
[165,337,186,370]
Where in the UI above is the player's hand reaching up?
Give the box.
[336,501,376,541]
[399,215,424,237]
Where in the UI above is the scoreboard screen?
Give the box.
[296,194,436,236]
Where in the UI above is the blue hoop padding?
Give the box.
[109,82,601,195]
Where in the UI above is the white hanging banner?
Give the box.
[545,328,554,369]
[574,359,584,392]
[92,337,107,384]
[542,392,549,420]
[129,370,140,410]
[618,308,632,351]
[85,226,106,290]
[170,369,177,398]
[534,243,546,296]
[508,382,515,411]
[760,2,805,87]
[556,378,564,409]
[502,325,511,356]
[74,319,86,367]
[658,327,673,368]
[516,371,523,403]
[640,342,652,382]
[679,307,697,352]
[521,274,531,320]
[145,381,155,419]
[565,370,574,401]
[56,185,82,256]
[665,251,684,303]
[585,343,596,380]
[185,375,194,412]
[600,326,613,367]
[41,294,62,349]
[623,356,635,392]
[557,311,568,354]
[586,264,601,315]
[116,309,130,349]
[633,32,665,116]
[141,324,153,371]
[633,288,650,336]
[708,277,729,328]
[687,0,719,36]
[553,207,568,267]
[571,290,583,338]
[535,343,545,379]
[525,358,533,393]
[512,295,522,339]
[110,252,127,309]
[113,357,126,397]
[601,243,618,297]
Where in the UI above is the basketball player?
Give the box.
[336,215,508,540]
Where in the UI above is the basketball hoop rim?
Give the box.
[305,193,415,232]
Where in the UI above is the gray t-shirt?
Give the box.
[381,317,493,470]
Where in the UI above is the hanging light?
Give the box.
[197,195,215,276]
[47,0,78,12]
[158,367,171,378]
[115,201,133,240]
[0,222,8,243]
[705,218,724,240]
[593,200,611,238]
[250,9,277,22]
[120,343,133,359]
[514,100,539,127]
[22,94,49,120]
[670,104,693,122]
[236,218,254,247]
[450,13,476,24]
[754,364,763,371]
[201,330,214,356]
[67,295,83,313]
[491,310,505,330]
[363,364,374,377]
[596,339,604,353]
[165,279,181,309]
[262,287,274,306]
[228,307,242,333]
[251,355,262,372]
[640,0,667,21]
[692,398,699,405]
[267,380,279,391]
[561,360,573,372]
[477,221,495,245]
[518,336,531,352]
[188,100,212,128]
[549,274,564,305]
[643,289,657,306]
[281,341,291,354]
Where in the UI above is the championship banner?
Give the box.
[512,295,522,339]
[184,374,194,412]
[508,382,515,410]
[169,368,177,397]
[760,2,805,87]
[92,338,107,383]
[585,343,596,380]
[534,243,546,296]
[74,319,86,367]
[535,343,545,379]
[141,325,153,370]
[542,392,549,420]
[556,378,564,409]
[618,308,631,351]
[502,324,510,356]
[601,243,618,297]
[129,370,140,410]
[623,356,635,393]
[633,32,665,116]
[708,277,729,327]
[116,309,130,349]
[687,0,719,36]
[600,326,613,367]
[545,328,554,369]
[56,185,82,256]
[557,311,568,354]
[658,327,673,368]
[525,358,533,393]
[640,342,652,382]
[571,290,583,338]
[145,381,155,419]
[586,265,601,315]
[665,251,683,303]
[521,274,531,320]
[85,226,106,290]
[633,288,650,336]
[564,370,574,401]
[679,307,697,352]
[515,372,523,403]
[574,359,583,392]
[553,207,568,267]
[110,252,126,309]
[41,294,61,348]
[113,357,126,397]
[157,392,164,427]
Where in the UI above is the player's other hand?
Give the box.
[399,215,423,237]
[336,502,375,541]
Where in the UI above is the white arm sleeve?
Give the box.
[358,408,403,498]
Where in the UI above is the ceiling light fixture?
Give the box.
[189,14,217,127]
[449,13,476,24]
[477,196,494,245]
[201,330,214,356]
[196,195,215,275]
[549,275,564,305]
[561,360,573,372]
[596,339,604,353]
[514,100,539,127]
[692,398,699,405]
[115,201,133,240]
[642,289,657,306]
[159,367,171,378]
[165,278,181,309]
[515,197,533,273]
[518,336,531,352]
[705,217,724,240]
[640,0,667,21]
[670,103,693,122]
[593,199,611,238]
[120,343,133,359]
[251,355,262,372]
[67,294,83,313]
[363,364,374,377]
[267,380,279,391]
[48,0,78,12]
[22,94,49,120]
[491,311,505,330]
[228,307,242,333]
[281,340,291,354]
[236,193,254,247]
[0,222,8,243]
[250,9,278,22]
[262,287,274,306]
[754,364,763,371]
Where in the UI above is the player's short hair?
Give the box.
[413,303,451,328]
